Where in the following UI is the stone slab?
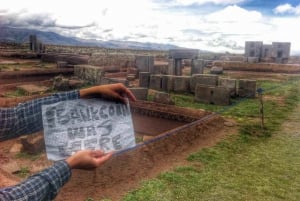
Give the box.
[74,65,104,84]
[194,84,212,104]
[153,91,174,105]
[173,76,190,93]
[190,74,218,93]
[218,77,237,97]
[169,49,198,59]
[135,56,154,72]
[149,75,162,90]
[238,79,257,98]
[17,84,49,95]
[161,75,174,92]
[211,86,230,105]
[191,59,204,75]
[139,72,150,88]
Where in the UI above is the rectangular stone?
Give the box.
[173,76,190,93]
[238,79,257,98]
[211,86,230,105]
[190,74,218,93]
[194,84,212,104]
[218,77,237,97]
[191,59,204,75]
[135,56,154,72]
[169,49,198,59]
[161,75,174,92]
[168,59,175,75]
[139,72,151,88]
[149,75,162,90]
[129,87,148,100]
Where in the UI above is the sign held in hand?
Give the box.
[42,99,136,161]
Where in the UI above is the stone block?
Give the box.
[195,85,230,105]
[247,57,259,63]
[173,76,190,93]
[238,79,257,98]
[210,66,223,74]
[161,75,174,92]
[211,86,230,105]
[135,56,154,72]
[153,91,174,105]
[190,74,218,93]
[168,59,175,75]
[74,65,104,84]
[169,49,198,59]
[56,61,68,68]
[149,75,162,90]
[129,87,148,100]
[139,72,150,88]
[17,84,49,95]
[194,84,212,104]
[191,59,204,75]
[219,77,237,97]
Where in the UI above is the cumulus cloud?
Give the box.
[273,3,300,15]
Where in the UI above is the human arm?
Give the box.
[0,150,113,201]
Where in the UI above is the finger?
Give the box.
[94,152,113,166]
[123,88,136,102]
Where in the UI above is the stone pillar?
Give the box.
[29,35,37,52]
[149,75,162,91]
[191,59,204,75]
[168,59,175,75]
[139,72,151,88]
[161,75,174,92]
[174,59,182,76]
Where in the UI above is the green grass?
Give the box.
[123,78,300,201]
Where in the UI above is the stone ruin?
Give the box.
[245,41,291,64]
[29,35,45,53]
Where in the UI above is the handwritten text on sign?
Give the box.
[42,99,135,161]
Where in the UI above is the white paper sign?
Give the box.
[42,99,136,161]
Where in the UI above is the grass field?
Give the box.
[121,78,300,201]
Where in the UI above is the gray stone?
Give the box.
[211,86,230,105]
[129,87,148,100]
[219,78,237,97]
[190,74,218,93]
[173,76,190,93]
[139,72,150,88]
[191,59,204,75]
[153,91,174,105]
[135,56,154,72]
[174,59,183,76]
[169,49,198,59]
[238,79,257,98]
[210,66,223,74]
[168,59,175,75]
[161,75,174,92]
[194,84,212,104]
[17,84,49,95]
[149,75,162,90]
[247,57,259,63]
[74,65,104,84]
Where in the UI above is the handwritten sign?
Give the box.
[42,99,135,161]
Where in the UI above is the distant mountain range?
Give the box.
[0,26,180,50]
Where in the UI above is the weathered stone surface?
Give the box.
[135,56,154,72]
[195,85,230,105]
[238,79,257,98]
[191,59,204,75]
[168,59,175,75]
[194,84,212,104]
[161,75,174,92]
[174,59,183,76]
[129,87,148,100]
[139,72,151,88]
[1,161,20,174]
[74,65,104,84]
[153,91,174,105]
[17,84,49,95]
[53,75,85,91]
[210,66,223,74]
[173,76,190,93]
[190,74,218,93]
[20,132,45,154]
[149,75,162,90]
[219,77,237,97]
[169,49,198,59]
[211,86,230,105]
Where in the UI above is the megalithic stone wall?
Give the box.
[173,76,190,93]
[74,65,104,85]
[149,75,162,91]
[129,87,149,100]
[161,75,174,92]
[190,74,218,93]
[218,77,237,97]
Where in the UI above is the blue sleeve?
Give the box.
[0,90,80,141]
[0,161,71,201]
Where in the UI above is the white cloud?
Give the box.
[273,3,300,15]
[173,0,245,6]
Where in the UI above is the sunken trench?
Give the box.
[56,100,224,201]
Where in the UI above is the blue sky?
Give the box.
[0,0,300,54]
